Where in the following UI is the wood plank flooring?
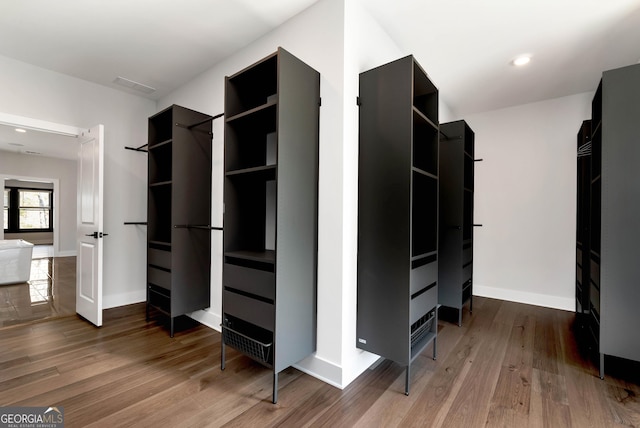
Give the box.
[1,297,639,427]
[0,253,75,327]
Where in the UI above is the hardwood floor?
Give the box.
[0,252,76,327]
[0,297,638,427]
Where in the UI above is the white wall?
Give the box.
[0,54,156,308]
[462,92,593,310]
[158,0,460,389]
[158,0,350,387]
[1,169,71,248]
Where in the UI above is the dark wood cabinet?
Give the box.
[221,47,320,404]
[579,63,640,377]
[356,55,439,395]
[438,120,475,326]
[146,104,213,337]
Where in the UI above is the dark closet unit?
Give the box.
[438,120,474,326]
[221,47,320,404]
[356,55,439,395]
[146,104,213,337]
[575,119,591,328]
[581,63,640,378]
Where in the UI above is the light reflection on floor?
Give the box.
[0,246,76,328]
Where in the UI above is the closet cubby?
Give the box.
[356,55,439,395]
[221,47,320,404]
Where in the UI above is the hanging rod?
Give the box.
[124,222,147,225]
[474,159,483,162]
[124,143,149,153]
[174,224,223,231]
[176,112,224,130]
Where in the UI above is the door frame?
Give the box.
[0,112,82,257]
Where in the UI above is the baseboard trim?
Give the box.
[56,250,77,257]
[474,284,574,312]
[103,290,146,309]
[294,354,344,389]
[188,309,221,333]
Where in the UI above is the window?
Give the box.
[3,189,8,231]
[4,187,53,232]
[19,190,52,230]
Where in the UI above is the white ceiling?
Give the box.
[0,0,639,158]
[0,123,78,160]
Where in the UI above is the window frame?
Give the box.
[4,186,54,233]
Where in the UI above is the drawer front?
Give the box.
[224,263,275,301]
[463,247,473,265]
[148,266,171,290]
[410,283,437,325]
[463,263,473,282]
[223,289,274,331]
[148,248,171,270]
[410,261,437,295]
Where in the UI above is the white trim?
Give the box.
[56,250,77,257]
[294,354,345,389]
[103,289,146,309]
[188,309,221,332]
[474,284,574,312]
[0,112,82,137]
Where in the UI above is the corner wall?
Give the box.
[461,92,593,310]
[158,0,349,386]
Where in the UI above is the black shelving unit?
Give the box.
[438,120,475,326]
[146,104,212,337]
[575,119,592,331]
[356,55,439,395]
[221,47,320,404]
[581,63,640,378]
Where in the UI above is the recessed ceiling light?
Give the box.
[15,128,26,133]
[511,55,531,67]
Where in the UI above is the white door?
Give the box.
[76,124,104,326]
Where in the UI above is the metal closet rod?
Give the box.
[124,222,147,225]
[174,224,223,231]
[176,112,224,130]
[124,143,148,152]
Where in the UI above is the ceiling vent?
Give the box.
[113,76,156,94]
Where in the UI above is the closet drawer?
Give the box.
[410,261,437,295]
[223,289,274,331]
[463,247,473,265]
[224,263,275,301]
[148,248,171,270]
[148,266,171,290]
[410,283,437,325]
[463,263,473,282]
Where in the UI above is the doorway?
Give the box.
[0,113,83,326]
